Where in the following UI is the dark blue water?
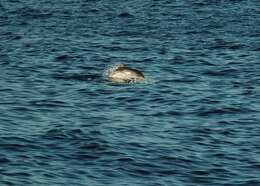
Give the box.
[1,0,260,185]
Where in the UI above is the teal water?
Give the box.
[1,0,260,185]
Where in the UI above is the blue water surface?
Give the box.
[1,0,260,185]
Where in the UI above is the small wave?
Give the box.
[1,31,22,41]
[53,73,102,82]
[0,157,10,164]
[142,110,184,117]
[54,54,70,61]
[29,99,68,108]
[118,11,134,18]
[197,106,254,117]
[0,137,40,152]
[211,43,246,50]
[253,47,260,51]
[9,7,53,19]
[203,68,238,77]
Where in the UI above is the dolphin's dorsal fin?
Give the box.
[115,64,126,70]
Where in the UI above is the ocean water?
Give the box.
[1,0,260,185]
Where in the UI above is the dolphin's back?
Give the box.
[117,67,144,78]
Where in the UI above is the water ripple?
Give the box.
[1,0,260,185]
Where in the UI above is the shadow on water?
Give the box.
[53,73,106,83]
[52,65,152,85]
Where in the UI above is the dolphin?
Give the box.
[106,64,145,83]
